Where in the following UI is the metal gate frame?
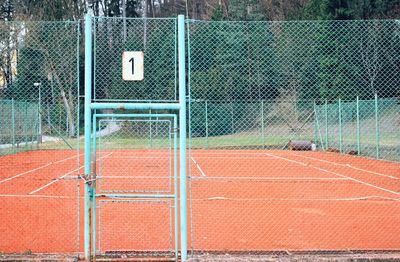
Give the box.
[92,113,178,258]
[83,11,187,261]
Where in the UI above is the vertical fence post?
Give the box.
[149,109,153,148]
[313,100,324,150]
[11,99,15,153]
[338,98,342,153]
[38,84,42,144]
[66,110,69,137]
[313,100,317,147]
[178,14,188,262]
[76,22,81,252]
[375,93,380,159]
[24,101,28,148]
[84,9,93,261]
[91,116,97,255]
[231,101,234,134]
[205,100,208,149]
[173,116,179,260]
[261,100,265,149]
[356,96,360,155]
[325,99,328,149]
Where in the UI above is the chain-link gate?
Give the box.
[84,13,188,260]
[92,114,178,258]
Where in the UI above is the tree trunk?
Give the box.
[61,89,76,137]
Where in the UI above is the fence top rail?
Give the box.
[94,16,176,21]
[187,18,400,24]
[0,20,79,25]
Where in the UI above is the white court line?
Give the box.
[263,152,400,196]
[197,195,400,202]
[0,194,79,199]
[192,151,273,157]
[29,152,113,195]
[0,154,83,184]
[99,176,172,179]
[191,176,348,181]
[293,153,399,180]
[192,156,276,160]
[102,156,170,159]
[1,193,399,202]
[191,157,207,177]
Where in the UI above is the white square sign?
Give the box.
[122,51,144,81]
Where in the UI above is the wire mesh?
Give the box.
[188,19,400,258]
[96,118,173,193]
[1,16,400,260]
[96,199,175,257]
[93,17,177,102]
[0,21,80,255]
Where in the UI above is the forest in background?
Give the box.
[0,0,399,141]
[1,0,400,22]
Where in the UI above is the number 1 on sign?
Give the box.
[122,51,144,81]
[129,57,134,75]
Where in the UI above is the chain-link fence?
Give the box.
[1,16,400,260]
[0,99,39,154]
[188,19,400,258]
[0,21,80,256]
[93,17,177,102]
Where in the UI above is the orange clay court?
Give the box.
[1,149,400,254]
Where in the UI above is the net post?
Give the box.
[338,98,342,153]
[356,96,360,155]
[375,93,380,159]
[178,14,188,262]
[84,9,93,261]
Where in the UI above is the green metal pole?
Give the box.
[205,100,208,149]
[325,99,328,149]
[66,109,69,137]
[313,100,324,150]
[338,98,342,153]
[84,9,93,260]
[24,101,28,149]
[92,117,97,255]
[178,14,188,261]
[231,101,234,134]
[76,21,81,253]
[149,109,153,149]
[38,84,42,144]
[261,100,265,149]
[313,100,317,147]
[375,93,380,159]
[11,99,15,153]
[356,96,360,155]
[173,116,178,261]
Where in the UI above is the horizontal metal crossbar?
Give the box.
[93,113,177,120]
[90,103,181,110]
